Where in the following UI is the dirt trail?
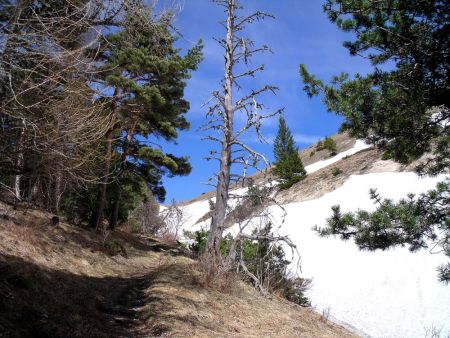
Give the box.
[93,273,148,336]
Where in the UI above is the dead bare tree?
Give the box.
[159,199,187,244]
[204,0,282,263]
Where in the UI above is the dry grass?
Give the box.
[0,201,358,337]
[158,231,180,247]
[191,256,238,292]
[141,259,358,338]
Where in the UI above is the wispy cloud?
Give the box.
[242,133,322,146]
[293,133,322,144]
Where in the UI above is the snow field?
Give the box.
[271,173,450,338]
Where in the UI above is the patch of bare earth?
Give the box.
[279,148,385,204]
[0,201,357,337]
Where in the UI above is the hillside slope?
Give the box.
[0,201,356,337]
[178,134,450,338]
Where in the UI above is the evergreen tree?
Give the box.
[315,181,450,283]
[0,1,202,229]
[273,117,307,189]
[89,5,202,229]
[301,0,449,169]
[300,0,450,283]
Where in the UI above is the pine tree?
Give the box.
[89,4,202,230]
[300,0,450,283]
[272,117,307,189]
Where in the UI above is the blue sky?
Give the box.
[157,0,373,202]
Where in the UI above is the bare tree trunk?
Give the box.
[90,125,115,229]
[109,120,137,230]
[206,0,236,262]
[13,118,26,200]
[28,177,39,206]
[90,88,119,229]
[54,172,62,214]
[7,5,28,202]
[109,188,121,230]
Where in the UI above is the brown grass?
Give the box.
[141,259,358,338]
[191,256,238,292]
[0,201,358,337]
[158,231,180,247]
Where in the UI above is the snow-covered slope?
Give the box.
[272,172,450,338]
[178,140,450,337]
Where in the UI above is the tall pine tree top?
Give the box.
[274,117,296,162]
[273,117,307,189]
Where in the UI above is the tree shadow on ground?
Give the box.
[0,254,155,338]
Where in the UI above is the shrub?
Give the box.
[125,220,141,234]
[159,231,179,246]
[187,229,208,255]
[247,181,271,206]
[189,225,311,306]
[316,137,337,154]
[316,140,324,150]
[331,167,343,177]
[153,199,185,244]
[381,151,393,160]
[323,136,337,152]
[281,277,312,307]
[208,199,215,211]
[188,230,233,257]
[193,255,237,292]
[127,195,164,235]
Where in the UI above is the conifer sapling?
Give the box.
[272,117,307,189]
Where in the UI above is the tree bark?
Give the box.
[6,5,27,201]
[13,118,26,201]
[28,178,39,206]
[109,120,137,230]
[206,0,236,262]
[54,172,62,214]
[90,88,119,229]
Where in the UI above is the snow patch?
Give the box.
[305,140,371,174]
